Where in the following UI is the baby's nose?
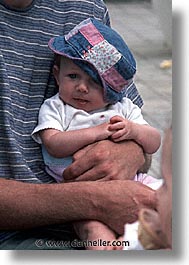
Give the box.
[76,81,89,93]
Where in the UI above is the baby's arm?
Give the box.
[39,122,113,158]
[109,116,161,154]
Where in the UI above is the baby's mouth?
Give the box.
[73,98,89,105]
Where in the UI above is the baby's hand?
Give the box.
[94,122,114,141]
[108,115,133,142]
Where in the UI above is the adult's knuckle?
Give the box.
[95,148,110,160]
[101,163,112,175]
[93,150,102,162]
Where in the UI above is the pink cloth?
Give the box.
[134,173,163,189]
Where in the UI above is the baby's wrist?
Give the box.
[94,125,110,141]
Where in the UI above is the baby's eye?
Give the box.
[68,74,77,79]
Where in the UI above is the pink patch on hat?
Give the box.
[79,22,104,46]
[102,67,128,92]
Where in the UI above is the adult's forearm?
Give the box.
[0,178,97,230]
[0,178,156,234]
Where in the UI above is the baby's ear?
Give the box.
[53,65,60,85]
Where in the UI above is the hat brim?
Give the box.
[48,36,141,105]
[49,36,106,89]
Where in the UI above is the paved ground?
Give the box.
[106,0,172,178]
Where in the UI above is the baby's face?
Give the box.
[53,57,108,112]
[156,128,172,247]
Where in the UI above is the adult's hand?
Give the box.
[95,180,157,235]
[63,139,145,182]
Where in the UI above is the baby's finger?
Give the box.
[111,130,124,140]
[108,122,124,131]
[110,115,123,124]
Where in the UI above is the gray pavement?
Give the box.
[106,0,172,178]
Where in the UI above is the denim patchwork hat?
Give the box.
[48,18,137,104]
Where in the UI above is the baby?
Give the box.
[32,18,161,250]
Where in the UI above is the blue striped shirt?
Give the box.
[0,0,110,184]
[0,0,142,245]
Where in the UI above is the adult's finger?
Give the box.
[63,143,98,181]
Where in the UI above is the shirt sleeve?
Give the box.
[31,94,64,144]
[122,98,148,125]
